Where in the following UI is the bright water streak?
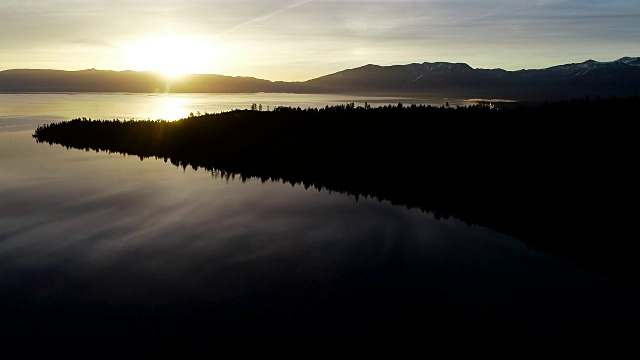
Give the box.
[0,92,463,127]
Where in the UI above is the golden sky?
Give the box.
[2,0,639,81]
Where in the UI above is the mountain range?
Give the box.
[2,57,639,101]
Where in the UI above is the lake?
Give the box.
[1,93,638,344]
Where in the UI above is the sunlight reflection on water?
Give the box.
[153,95,189,120]
[0,92,463,122]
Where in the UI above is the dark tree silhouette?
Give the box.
[33,96,640,280]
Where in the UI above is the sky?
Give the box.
[1,0,639,81]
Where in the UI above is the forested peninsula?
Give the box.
[33,96,639,280]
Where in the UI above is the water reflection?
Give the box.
[1,129,639,342]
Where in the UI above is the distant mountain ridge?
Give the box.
[0,68,296,94]
[2,57,639,101]
[304,57,640,100]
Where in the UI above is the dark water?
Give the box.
[1,94,639,344]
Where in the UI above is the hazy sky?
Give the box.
[2,0,639,81]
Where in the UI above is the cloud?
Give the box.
[217,0,315,36]
[69,38,115,47]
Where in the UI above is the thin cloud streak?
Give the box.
[217,0,315,36]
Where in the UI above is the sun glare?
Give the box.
[155,95,189,120]
[125,35,219,78]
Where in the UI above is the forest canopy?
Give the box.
[33,96,640,280]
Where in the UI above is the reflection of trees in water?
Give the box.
[34,96,640,280]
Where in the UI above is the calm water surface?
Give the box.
[0,92,468,128]
[0,93,638,342]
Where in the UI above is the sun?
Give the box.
[125,35,219,78]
